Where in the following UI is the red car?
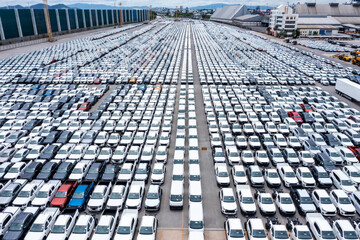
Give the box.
[51,181,78,210]
[77,102,92,111]
[348,146,360,161]
[288,111,303,123]
[94,78,102,84]
[299,104,313,112]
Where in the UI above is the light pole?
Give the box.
[119,2,122,26]
[43,0,53,42]
[150,5,152,22]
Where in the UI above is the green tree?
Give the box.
[292,29,300,38]
[274,25,279,30]
[313,31,318,36]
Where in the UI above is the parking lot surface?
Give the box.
[0,20,360,240]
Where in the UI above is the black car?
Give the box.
[3,211,38,240]
[43,131,62,144]
[276,109,288,121]
[321,133,341,147]
[89,110,103,120]
[53,161,74,181]
[19,161,43,180]
[289,187,316,216]
[23,119,42,131]
[37,161,59,181]
[101,164,119,182]
[84,162,106,182]
[314,153,336,172]
[57,131,73,144]
[39,144,61,160]
[299,112,314,124]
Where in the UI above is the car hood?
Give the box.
[47,233,66,240]
[20,173,35,180]
[0,197,12,205]
[69,234,88,240]
[126,199,140,207]
[3,230,23,240]
[107,199,123,206]
[136,234,155,240]
[222,201,237,210]
[24,232,44,240]
[339,203,356,212]
[145,199,159,207]
[240,202,256,211]
[51,197,67,206]
[53,173,67,180]
[68,198,85,207]
[88,199,103,207]
[12,198,29,206]
[301,203,317,212]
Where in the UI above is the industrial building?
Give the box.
[210,5,248,23]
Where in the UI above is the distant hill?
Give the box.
[190,4,274,10]
[30,3,69,9]
[68,3,149,9]
[0,5,26,9]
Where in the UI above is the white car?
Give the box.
[112,146,127,163]
[92,210,119,240]
[332,220,357,240]
[219,188,237,215]
[264,169,281,187]
[343,165,360,186]
[69,215,95,240]
[246,219,267,240]
[330,170,357,194]
[298,151,314,166]
[31,180,61,209]
[117,163,135,183]
[312,189,336,216]
[241,150,255,165]
[12,180,44,209]
[68,160,91,181]
[137,216,157,240]
[289,222,312,240]
[24,207,60,240]
[267,222,290,240]
[87,183,111,212]
[231,165,247,185]
[256,192,276,216]
[125,181,145,210]
[151,163,166,185]
[114,209,138,240]
[277,163,299,188]
[106,183,128,210]
[329,189,356,217]
[47,209,79,240]
[296,167,316,187]
[255,150,270,166]
[215,163,230,187]
[274,192,296,216]
[335,146,358,165]
[236,185,257,215]
[155,146,168,163]
[225,218,245,240]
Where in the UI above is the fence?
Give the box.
[0,8,150,41]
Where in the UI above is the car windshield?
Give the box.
[0,190,12,197]
[300,197,313,204]
[36,191,48,198]
[281,197,292,204]
[9,222,22,231]
[147,192,159,199]
[120,169,131,174]
[215,152,225,157]
[302,153,311,158]
[72,192,84,199]
[223,196,235,202]
[18,191,30,198]
[253,230,266,238]
[298,231,312,239]
[339,197,351,204]
[243,197,254,203]
[73,225,86,234]
[190,221,203,229]
[302,172,312,178]
[320,197,332,204]
[52,225,65,233]
[269,172,279,178]
[344,231,358,239]
[342,180,353,186]
[275,231,289,239]
[252,171,262,177]
[322,231,335,239]
[8,167,19,173]
[95,225,109,234]
[190,195,201,202]
[285,172,295,178]
[218,172,228,177]
[92,193,103,199]
[236,171,245,177]
[318,172,329,178]
[117,226,130,234]
[128,193,139,199]
[170,195,182,202]
[55,191,67,198]
[30,223,43,232]
[274,153,283,158]
[262,197,273,204]
[153,169,163,174]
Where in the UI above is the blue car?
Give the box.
[67,183,94,210]
[44,89,54,96]
[138,84,146,92]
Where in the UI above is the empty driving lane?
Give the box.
[190,24,227,240]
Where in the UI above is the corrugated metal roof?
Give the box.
[298,25,339,29]
[342,24,360,29]
[334,17,360,24]
[295,3,360,16]
[210,5,248,20]
[233,14,263,22]
[297,16,341,25]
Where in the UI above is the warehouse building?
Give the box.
[210,5,248,23]
[233,14,263,27]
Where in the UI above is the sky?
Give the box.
[1,0,348,8]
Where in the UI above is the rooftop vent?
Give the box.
[306,2,316,7]
[329,3,339,6]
